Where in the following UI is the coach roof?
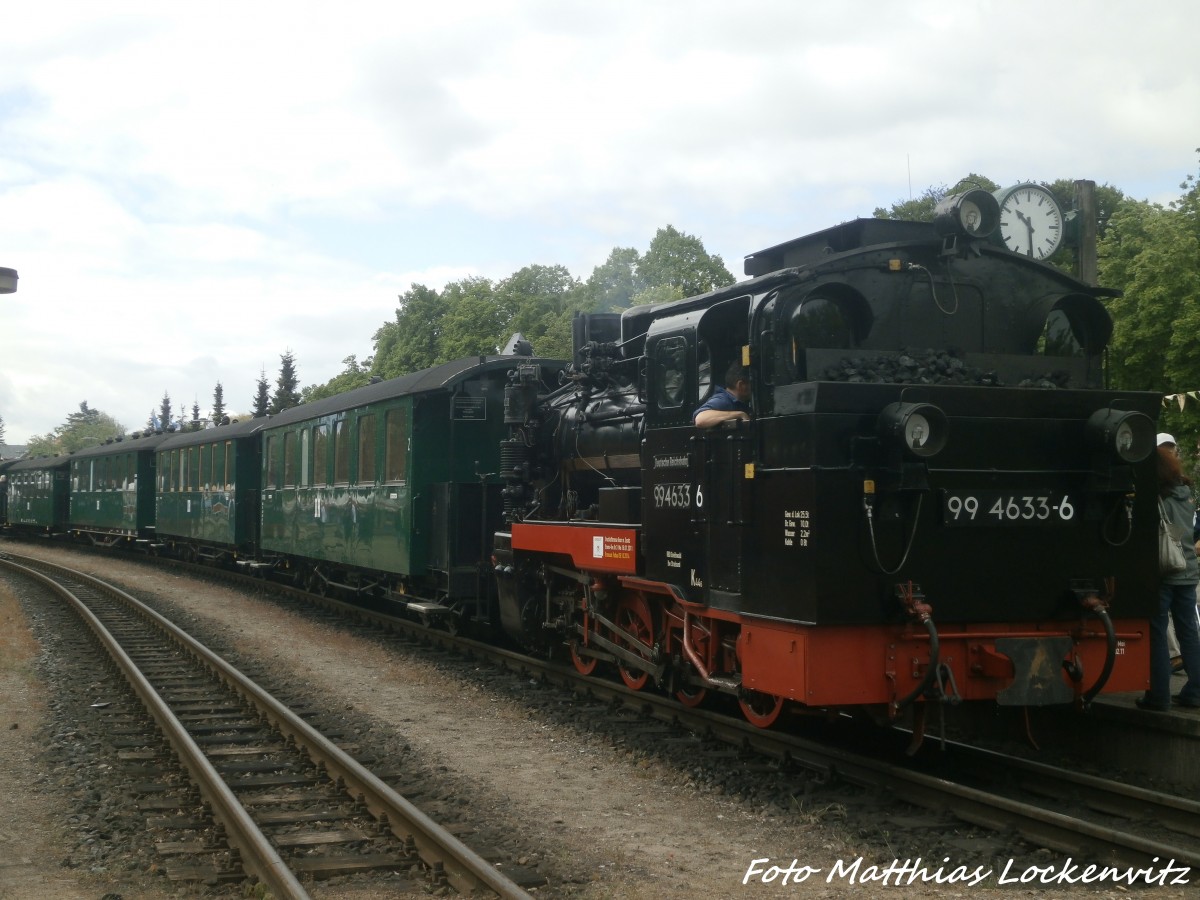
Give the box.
[257,355,563,431]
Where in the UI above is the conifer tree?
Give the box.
[269,349,302,415]
[211,382,226,425]
[159,392,173,431]
[252,370,271,418]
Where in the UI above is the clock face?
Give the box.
[997,186,1063,260]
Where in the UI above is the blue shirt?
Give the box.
[692,387,751,424]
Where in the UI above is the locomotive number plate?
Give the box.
[942,491,1076,526]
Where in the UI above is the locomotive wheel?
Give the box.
[614,592,654,691]
[675,683,707,708]
[739,690,785,728]
[569,641,598,676]
[674,618,709,707]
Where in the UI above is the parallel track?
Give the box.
[8,545,1200,876]
[0,553,530,899]
[214,560,1200,872]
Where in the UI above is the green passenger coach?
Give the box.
[6,455,70,533]
[258,355,564,625]
[68,432,170,545]
[155,418,267,563]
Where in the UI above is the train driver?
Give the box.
[693,363,752,428]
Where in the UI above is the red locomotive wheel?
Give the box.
[569,640,598,676]
[614,592,654,691]
[738,689,785,728]
[674,618,710,707]
[675,683,707,708]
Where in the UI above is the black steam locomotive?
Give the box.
[494,191,1157,727]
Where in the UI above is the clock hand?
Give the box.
[1014,208,1034,255]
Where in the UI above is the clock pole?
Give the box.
[1075,179,1098,286]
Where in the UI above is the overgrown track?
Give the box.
[0,553,531,899]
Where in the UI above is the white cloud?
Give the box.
[0,0,1196,440]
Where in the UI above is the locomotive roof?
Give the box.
[258,354,565,430]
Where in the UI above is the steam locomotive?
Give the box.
[3,190,1158,730]
[493,191,1157,727]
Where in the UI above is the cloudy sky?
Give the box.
[1,1,1195,442]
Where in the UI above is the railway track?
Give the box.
[6,543,1199,885]
[0,553,531,899]
[203,557,1200,875]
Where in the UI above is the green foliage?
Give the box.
[1099,149,1200,454]
[302,356,374,403]
[25,401,125,456]
[211,381,226,424]
[252,370,271,418]
[268,349,302,415]
[159,392,173,431]
[358,225,733,389]
[0,412,5,445]
[873,173,1000,221]
[638,225,735,297]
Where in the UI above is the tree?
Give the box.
[26,402,124,456]
[211,381,226,425]
[372,284,447,379]
[638,225,735,297]
[191,399,200,428]
[0,413,5,445]
[1099,150,1200,452]
[873,173,1001,221]
[252,369,271,418]
[494,265,585,360]
[158,393,173,432]
[269,349,302,415]
[302,355,373,403]
[437,277,504,361]
[583,246,643,311]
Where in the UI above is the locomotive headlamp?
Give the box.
[1086,409,1154,463]
[878,402,948,459]
[933,189,999,240]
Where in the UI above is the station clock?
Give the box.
[992,183,1064,260]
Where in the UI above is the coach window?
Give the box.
[266,435,280,489]
[358,414,377,483]
[385,409,407,482]
[313,424,329,486]
[200,444,210,490]
[223,441,233,490]
[189,445,200,490]
[334,419,350,484]
[300,429,310,486]
[283,432,296,486]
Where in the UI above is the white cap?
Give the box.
[1158,432,1177,446]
